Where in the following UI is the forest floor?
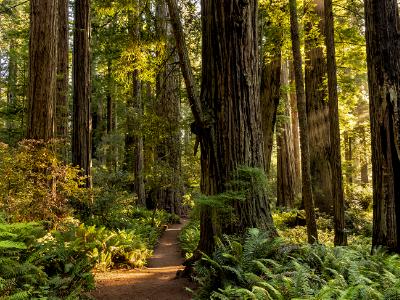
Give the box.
[91,219,195,300]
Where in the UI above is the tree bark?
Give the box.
[365,0,400,253]
[344,131,353,188]
[324,0,347,246]
[360,127,369,185]
[304,0,333,214]
[106,60,113,134]
[260,54,281,174]
[277,61,296,208]
[199,0,276,239]
[27,0,57,140]
[289,0,319,243]
[56,0,68,141]
[72,0,92,188]
[289,61,301,184]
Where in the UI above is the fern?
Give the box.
[193,227,400,300]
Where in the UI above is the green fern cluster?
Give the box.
[179,220,200,259]
[0,222,48,300]
[0,221,99,300]
[194,228,400,300]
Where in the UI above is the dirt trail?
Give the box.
[91,220,194,300]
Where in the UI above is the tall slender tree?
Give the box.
[304,0,333,213]
[277,61,296,208]
[72,0,92,187]
[125,5,145,206]
[365,0,400,253]
[289,0,318,243]
[324,0,347,246]
[56,0,69,141]
[155,1,182,215]
[260,50,282,174]
[27,0,58,140]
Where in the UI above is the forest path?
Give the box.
[91,220,194,300]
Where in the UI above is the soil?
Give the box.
[91,220,195,300]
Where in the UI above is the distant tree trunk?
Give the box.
[344,131,353,187]
[260,53,281,174]
[56,0,69,141]
[324,0,347,246]
[7,41,17,107]
[125,7,145,206]
[7,41,17,137]
[360,127,369,185]
[72,0,92,188]
[277,61,296,208]
[155,1,182,215]
[289,0,319,243]
[27,0,57,140]
[304,0,333,213]
[365,0,400,253]
[289,62,301,183]
[106,61,113,134]
[133,71,145,206]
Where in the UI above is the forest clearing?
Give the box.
[1,0,400,299]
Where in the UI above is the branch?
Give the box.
[165,0,204,127]
[0,0,28,15]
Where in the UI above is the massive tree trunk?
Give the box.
[289,0,319,243]
[72,0,92,188]
[277,61,296,208]
[168,0,277,255]
[365,0,400,253]
[155,1,182,215]
[198,0,276,249]
[56,0,68,141]
[27,0,58,140]
[324,0,347,246]
[304,0,333,213]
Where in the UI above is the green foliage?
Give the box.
[194,228,400,300]
[0,221,95,299]
[0,141,87,224]
[179,220,200,259]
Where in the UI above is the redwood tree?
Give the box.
[304,0,333,213]
[289,0,319,243]
[27,0,58,140]
[155,1,182,215]
[72,0,92,187]
[324,0,347,246]
[196,0,276,252]
[365,0,400,253]
[56,0,69,140]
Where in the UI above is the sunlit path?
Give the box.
[91,220,194,300]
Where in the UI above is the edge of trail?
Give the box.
[91,219,195,300]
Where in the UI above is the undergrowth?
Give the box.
[179,219,200,259]
[193,228,400,300]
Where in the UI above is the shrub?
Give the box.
[0,140,87,224]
